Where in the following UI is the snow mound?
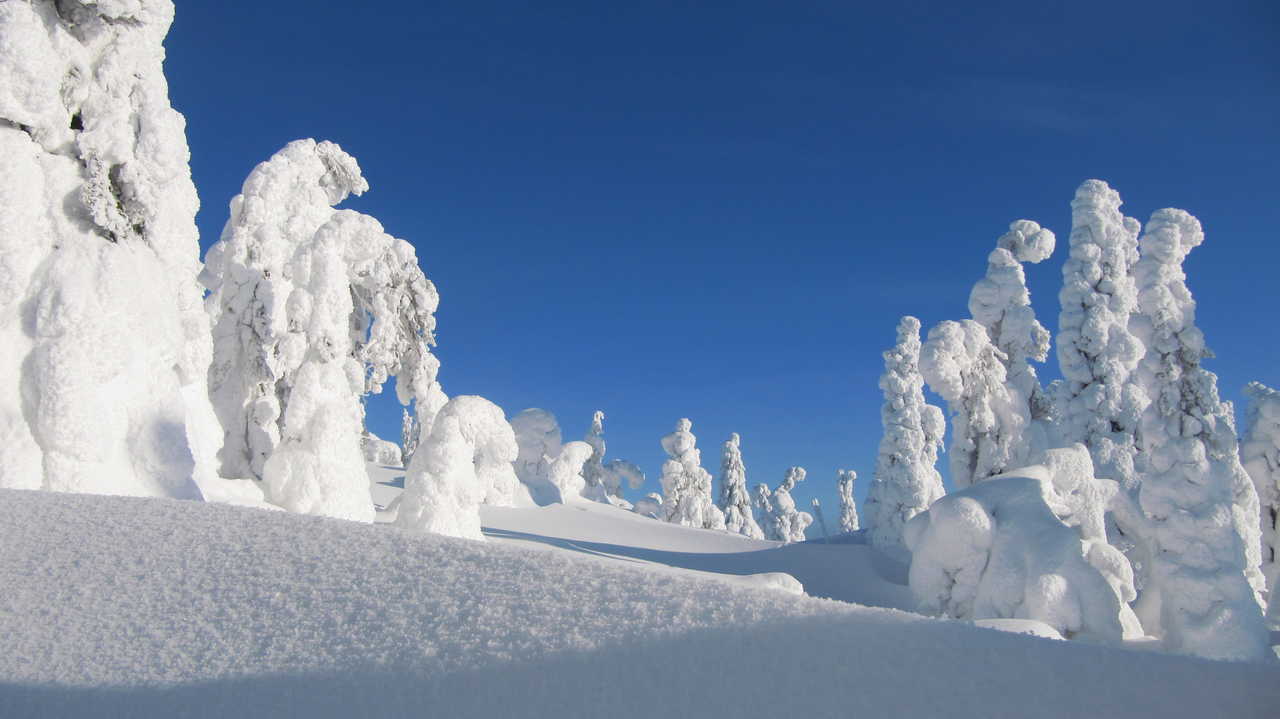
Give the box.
[0,489,1274,718]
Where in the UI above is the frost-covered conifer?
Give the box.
[548,441,594,500]
[1055,180,1145,487]
[1242,382,1280,617]
[431,396,520,507]
[968,220,1056,434]
[810,498,831,541]
[659,419,727,530]
[836,470,859,533]
[921,319,1021,488]
[718,433,764,539]
[583,411,607,493]
[864,317,945,550]
[395,415,482,540]
[400,408,418,468]
[767,467,812,543]
[203,139,440,521]
[1127,209,1267,660]
[0,0,219,497]
[752,483,775,538]
[578,410,642,504]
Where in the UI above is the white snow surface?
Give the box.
[1,488,1275,718]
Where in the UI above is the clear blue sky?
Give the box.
[167,1,1279,517]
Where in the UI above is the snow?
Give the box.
[361,431,402,466]
[1243,382,1280,621]
[0,0,216,499]
[1,488,1275,718]
[658,418,726,530]
[718,432,765,539]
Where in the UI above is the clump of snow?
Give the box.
[1054,180,1145,488]
[510,408,563,504]
[1127,208,1267,660]
[1242,381,1280,620]
[396,414,482,540]
[659,419,727,530]
[362,431,402,466]
[863,316,945,551]
[548,440,594,501]
[0,0,217,499]
[718,433,764,539]
[904,455,1142,643]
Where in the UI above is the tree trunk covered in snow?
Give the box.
[0,0,218,498]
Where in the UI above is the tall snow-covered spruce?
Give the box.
[863,316,945,550]
[0,0,219,497]
[1055,180,1145,488]
[202,139,440,521]
[1242,382,1280,618]
[659,419,726,530]
[1127,208,1267,660]
[718,433,764,539]
[836,470,859,534]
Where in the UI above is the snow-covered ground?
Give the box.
[1,480,1276,718]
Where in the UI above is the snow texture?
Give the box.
[0,0,217,499]
[510,408,563,504]
[361,431,401,467]
[1128,208,1267,660]
[766,467,813,543]
[904,455,1142,643]
[4,489,1273,718]
[864,316,945,551]
[718,432,764,539]
[1054,180,1145,488]
[920,318,1023,488]
[836,469,859,533]
[1242,382,1280,621]
[659,419,727,530]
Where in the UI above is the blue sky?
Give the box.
[167,1,1279,516]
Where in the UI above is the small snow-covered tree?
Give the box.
[968,220,1056,437]
[752,483,775,537]
[718,433,764,539]
[400,408,418,467]
[395,414,482,540]
[836,470,859,533]
[864,316,945,550]
[0,0,219,498]
[431,396,520,507]
[767,467,812,544]
[920,319,1022,488]
[203,139,441,521]
[510,408,563,503]
[577,410,643,505]
[582,411,607,494]
[659,419,727,530]
[1055,180,1145,488]
[548,441,594,500]
[1127,208,1267,660]
[1242,382,1280,618]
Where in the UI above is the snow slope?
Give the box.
[1,489,1275,718]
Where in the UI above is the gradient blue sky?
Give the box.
[167,1,1279,516]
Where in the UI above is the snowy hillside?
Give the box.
[1,488,1275,718]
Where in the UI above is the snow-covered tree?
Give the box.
[752,483,775,536]
[0,0,220,498]
[431,396,520,507]
[395,414,482,540]
[1127,208,1267,660]
[583,411,607,493]
[203,139,440,521]
[510,408,563,503]
[836,470,859,533]
[920,319,1022,488]
[904,446,1142,643]
[718,433,764,539]
[1242,382,1280,618]
[361,430,401,466]
[863,316,945,550]
[659,419,727,530]
[548,441,594,500]
[400,408,419,467]
[1055,180,1145,488]
[968,220,1056,435]
[767,467,812,543]
[577,410,643,505]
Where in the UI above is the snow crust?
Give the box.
[1,489,1275,718]
[0,0,216,499]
